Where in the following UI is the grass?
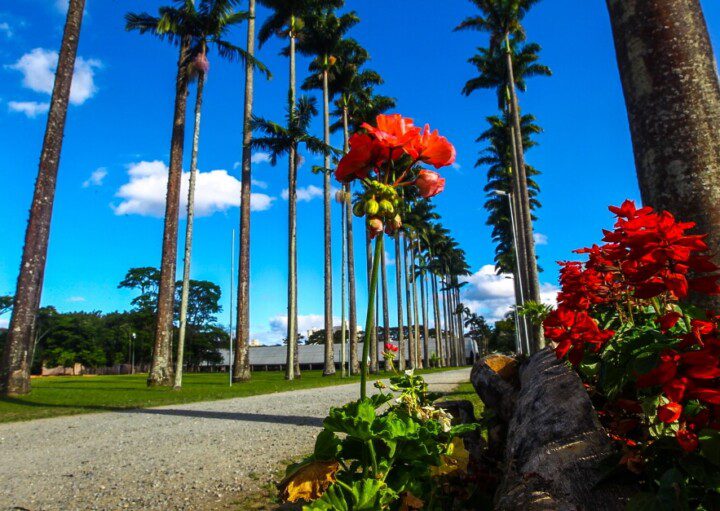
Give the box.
[0,367,456,424]
[436,381,484,418]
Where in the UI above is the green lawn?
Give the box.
[0,367,456,424]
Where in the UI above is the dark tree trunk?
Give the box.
[606,0,720,310]
[234,0,256,383]
[403,237,416,369]
[346,185,359,375]
[381,246,391,371]
[394,235,406,371]
[0,0,86,396]
[431,274,444,367]
[322,67,334,376]
[420,272,430,368]
[148,37,191,387]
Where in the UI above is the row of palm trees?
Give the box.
[0,0,473,395]
[456,0,549,355]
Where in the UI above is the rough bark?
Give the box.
[431,274,444,367]
[175,72,205,389]
[148,37,191,387]
[470,354,518,423]
[403,237,416,369]
[410,244,422,369]
[322,67,334,376]
[606,0,720,311]
[0,0,86,396]
[234,0,256,383]
[395,235,406,371]
[420,272,430,368]
[286,31,297,381]
[494,348,634,511]
[340,188,348,377]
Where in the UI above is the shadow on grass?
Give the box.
[119,408,325,427]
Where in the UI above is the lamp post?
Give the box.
[130,332,136,374]
[494,190,531,355]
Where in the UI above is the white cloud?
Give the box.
[452,162,461,170]
[251,152,272,165]
[82,167,107,188]
[113,160,275,217]
[8,100,49,118]
[8,48,101,105]
[0,318,8,329]
[384,250,395,266]
[281,185,323,202]
[252,179,268,189]
[533,233,548,245]
[460,264,558,324]
[0,22,13,38]
[67,296,86,303]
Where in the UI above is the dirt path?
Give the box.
[0,369,470,511]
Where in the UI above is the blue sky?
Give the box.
[2,0,720,343]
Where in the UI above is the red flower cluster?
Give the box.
[384,342,399,353]
[335,114,455,199]
[543,308,614,365]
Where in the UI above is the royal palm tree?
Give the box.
[456,0,547,352]
[251,96,338,379]
[298,9,359,376]
[126,1,198,387]
[167,0,269,389]
[1,0,86,396]
[394,232,406,370]
[234,0,259,383]
[606,0,720,311]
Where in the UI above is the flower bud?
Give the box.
[353,202,365,217]
[328,55,337,67]
[415,169,445,198]
[390,214,402,230]
[368,217,384,238]
[365,198,380,215]
[379,200,394,214]
[193,53,210,74]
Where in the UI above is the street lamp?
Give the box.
[130,332,136,374]
[493,190,531,356]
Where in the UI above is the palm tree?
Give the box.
[251,96,338,379]
[234,0,258,383]
[126,2,197,387]
[168,0,269,389]
[456,0,547,352]
[606,0,720,311]
[0,0,86,396]
[380,243,391,370]
[394,233,406,370]
[298,9,359,376]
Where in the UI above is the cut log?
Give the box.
[470,354,518,423]
[495,347,635,511]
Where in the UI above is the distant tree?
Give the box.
[0,296,12,316]
[488,313,517,354]
[118,267,161,312]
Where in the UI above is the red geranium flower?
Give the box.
[658,311,683,333]
[414,170,445,198]
[384,342,398,353]
[404,125,456,168]
[676,428,699,452]
[657,402,683,423]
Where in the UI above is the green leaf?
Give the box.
[448,423,480,438]
[700,429,720,467]
[303,483,349,511]
[626,492,659,511]
[314,430,341,461]
[324,399,377,441]
[656,468,689,511]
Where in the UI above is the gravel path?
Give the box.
[0,369,470,511]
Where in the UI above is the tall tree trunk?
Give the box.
[343,106,359,375]
[410,243,422,369]
[234,0,256,383]
[365,228,378,373]
[340,191,347,377]
[381,245,391,371]
[505,36,543,354]
[454,287,466,365]
[420,271,430,369]
[444,278,456,366]
[431,274,444,367]
[394,235,406,371]
[148,39,191,387]
[321,66,334,376]
[175,72,205,389]
[403,237,416,369]
[286,30,298,380]
[0,0,86,396]
[606,0,720,311]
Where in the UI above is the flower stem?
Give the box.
[360,234,384,400]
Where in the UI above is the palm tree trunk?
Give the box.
[0,0,86,396]
[403,237,416,369]
[340,194,347,377]
[410,244,421,369]
[343,106,359,375]
[321,66,334,376]
[286,29,297,380]
[394,235,406,371]
[444,278,456,366]
[420,272,429,369]
[454,287,465,365]
[505,35,543,354]
[234,0,256,383]
[431,274,443,367]
[381,246,391,371]
[365,228,378,373]
[606,0,720,311]
[174,71,206,389]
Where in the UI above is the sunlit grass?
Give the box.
[0,367,457,423]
